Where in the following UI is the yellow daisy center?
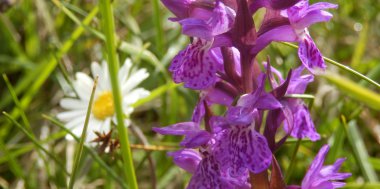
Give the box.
[92,91,114,120]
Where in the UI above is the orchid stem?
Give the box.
[99,1,138,188]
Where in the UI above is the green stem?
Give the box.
[280,42,380,89]
[284,139,301,183]
[69,77,98,189]
[99,1,138,189]
[152,0,164,55]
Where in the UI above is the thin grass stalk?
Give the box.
[2,112,70,176]
[280,42,380,89]
[152,0,164,54]
[68,77,98,189]
[2,74,31,130]
[99,1,138,188]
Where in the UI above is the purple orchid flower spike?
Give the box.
[288,145,351,189]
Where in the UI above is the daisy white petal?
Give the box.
[60,98,88,110]
[122,69,149,93]
[118,58,133,83]
[57,110,86,122]
[65,116,86,130]
[123,88,150,105]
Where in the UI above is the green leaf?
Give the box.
[343,118,378,182]
[322,72,380,110]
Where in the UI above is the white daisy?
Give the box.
[57,58,150,144]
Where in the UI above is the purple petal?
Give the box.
[253,25,298,54]
[238,74,282,110]
[217,126,272,175]
[306,2,338,14]
[302,145,330,188]
[302,145,351,189]
[179,18,213,39]
[296,10,333,29]
[298,33,326,74]
[168,149,201,174]
[188,153,235,189]
[269,0,302,10]
[152,122,199,136]
[204,85,235,106]
[209,116,230,133]
[180,130,212,148]
[249,0,301,13]
[226,106,256,125]
[192,99,205,123]
[209,2,235,36]
[287,1,337,30]
[285,104,320,141]
[286,66,314,94]
[237,74,266,106]
[169,40,220,89]
[265,61,284,89]
[161,0,191,19]
[287,0,309,23]
[255,93,283,110]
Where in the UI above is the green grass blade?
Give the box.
[99,1,138,188]
[42,114,128,188]
[279,42,380,89]
[2,112,70,176]
[132,82,180,108]
[322,72,380,110]
[2,74,31,130]
[350,22,369,69]
[0,140,24,179]
[68,77,98,189]
[342,117,378,182]
[119,41,169,79]
[152,0,164,55]
[344,182,380,189]
[1,7,99,136]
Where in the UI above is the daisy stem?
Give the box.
[99,1,139,189]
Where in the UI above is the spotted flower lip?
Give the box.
[57,59,150,144]
[300,145,351,189]
[169,39,223,90]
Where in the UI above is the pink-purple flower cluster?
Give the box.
[154,0,351,188]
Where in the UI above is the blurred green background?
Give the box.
[0,0,379,188]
